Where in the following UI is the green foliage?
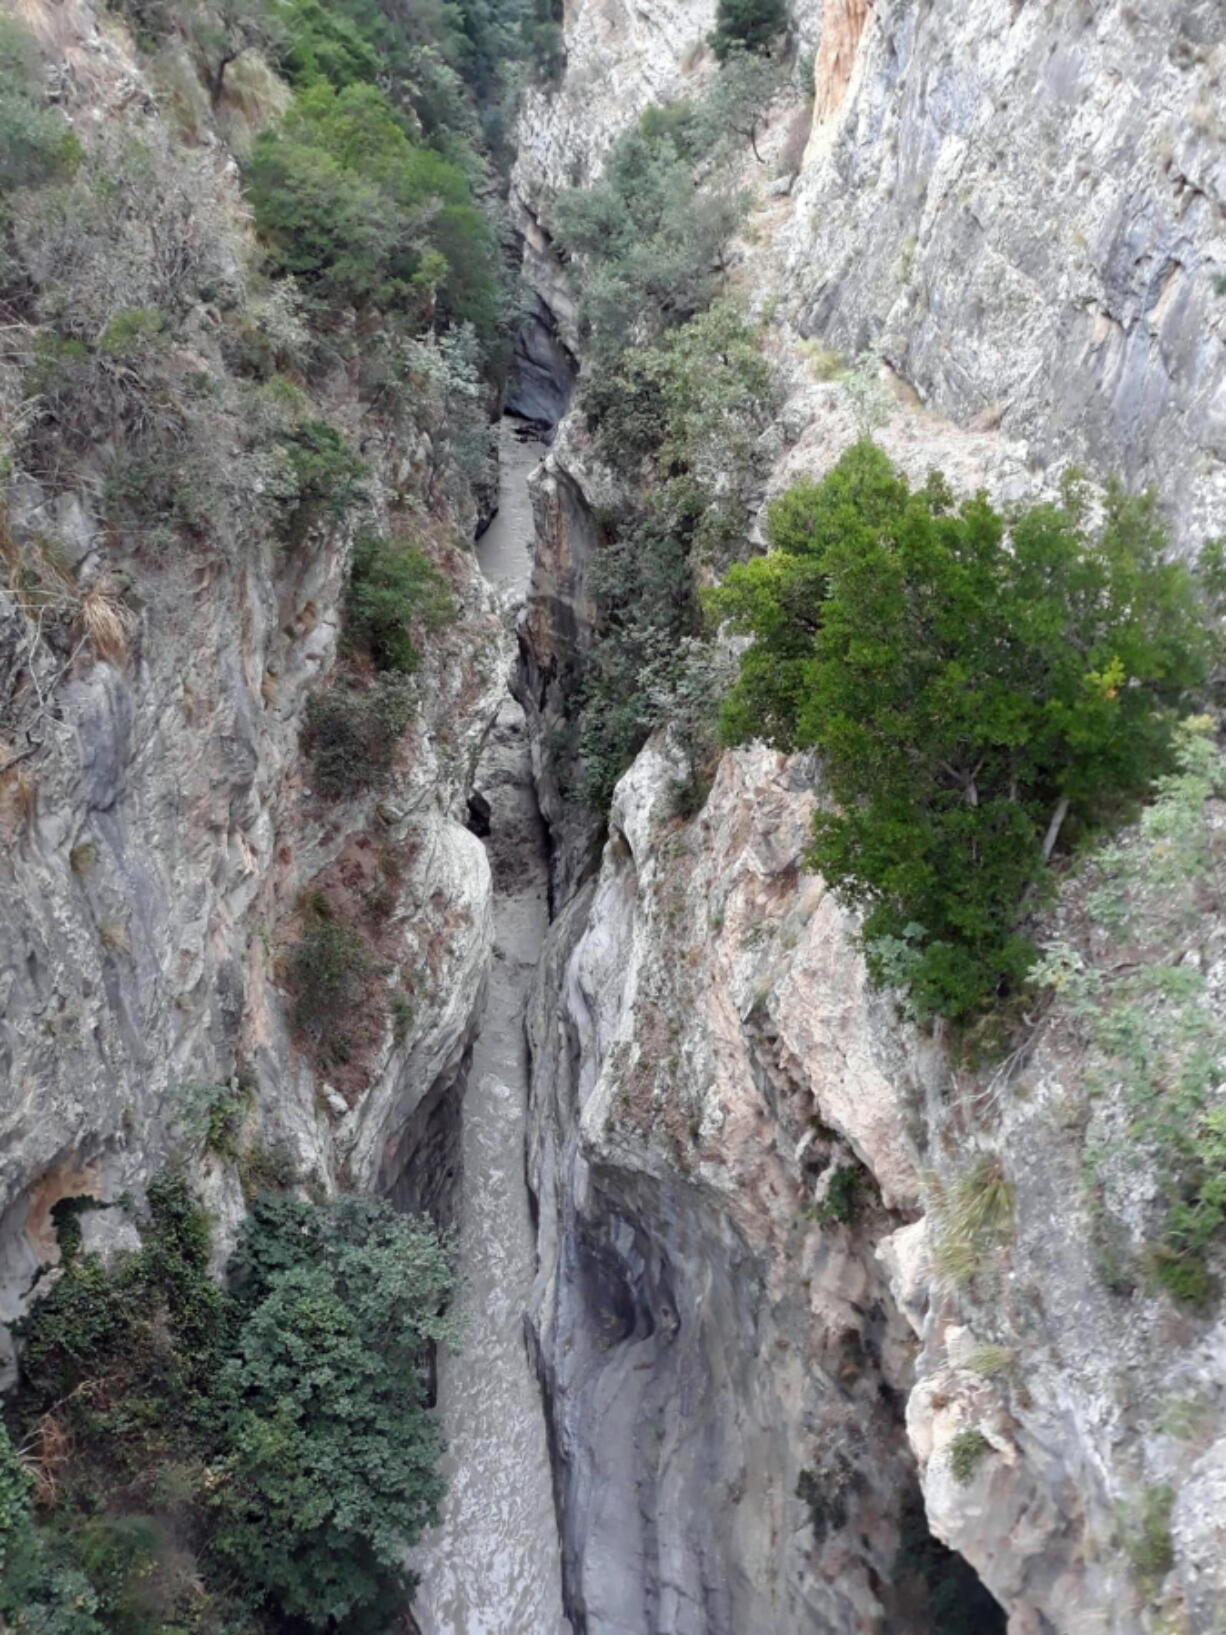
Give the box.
[287,904,372,1036]
[277,418,367,543]
[1034,721,1226,1307]
[346,530,454,673]
[237,1136,301,1200]
[814,1165,861,1226]
[710,0,789,62]
[1123,1484,1175,1594]
[713,442,1213,1018]
[5,1181,454,1634]
[276,0,380,89]
[553,102,744,363]
[173,1078,254,1160]
[305,674,415,798]
[574,304,776,806]
[588,300,774,502]
[245,79,503,344]
[0,1419,103,1635]
[947,1428,991,1486]
[0,20,83,194]
[213,1194,454,1626]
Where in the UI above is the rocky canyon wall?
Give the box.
[514,2,1226,1631]
[0,0,505,1375]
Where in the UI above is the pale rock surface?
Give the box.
[0,0,504,1363]
[515,0,1226,1630]
[526,737,932,1633]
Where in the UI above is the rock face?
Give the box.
[0,0,504,1370]
[512,2,1226,1632]
[525,742,939,1634]
[516,0,1226,550]
[784,0,1226,550]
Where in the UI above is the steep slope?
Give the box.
[0,0,502,1381]
[511,3,1226,1632]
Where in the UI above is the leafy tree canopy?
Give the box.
[711,441,1213,1017]
[4,1179,455,1634]
[553,103,744,362]
[710,0,789,62]
[245,78,503,341]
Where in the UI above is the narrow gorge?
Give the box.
[1,2,1224,1634]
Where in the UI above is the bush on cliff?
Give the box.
[305,674,415,798]
[574,303,778,806]
[552,101,744,362]
[245,78,502,343]
[710,0,789,62]
[710,441,1213,1018]
[0,17,82,191]
[4,1180,454,1633]
[346,528,454,673]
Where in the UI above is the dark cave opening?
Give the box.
[895,1481,1007,1635]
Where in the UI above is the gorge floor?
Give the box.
[408,423,570,1635]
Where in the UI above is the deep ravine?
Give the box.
[409,422,570,1635]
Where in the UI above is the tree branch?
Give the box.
[1041,795,1071,864]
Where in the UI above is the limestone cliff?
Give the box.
[513,2,1226,1632]
[0,0,504,1373]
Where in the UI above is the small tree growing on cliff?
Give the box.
[710,442,1213,1018]
[710,0,789,62]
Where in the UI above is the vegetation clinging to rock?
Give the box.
[710,0,790,63]
[2,1178,454,1634]
[1034,720,1226,1306]
[345,529,454,674]
[712,441,1213,1018]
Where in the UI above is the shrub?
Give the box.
[245,80,504,343]
[173,1078,254,1159]
[929,1156,1014,1287]
[710,0,789,62]
[0,19,82,192]
[575,305,776,807]
[0,1418,103,1634]
[346,529,453,672]
[712,443,1213,1019]
[553,101,745,362]
[5,1180,455,1633]
[286,905,372,1032]
[815,1164,862,1227]
[305,673,414,797]
[1123,1484,1175,1593]
[212,1193,455,1626]
[277,419,367,543]
[237,1135,301,1199]
[947,1428,991,1486]
[1034,722,1226,1305]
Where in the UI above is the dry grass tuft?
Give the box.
[0,739,38,836]
[78,578,135,668]
[98,919,129,953]
[928,1154,1015,1288]
[25,1410,73,1508]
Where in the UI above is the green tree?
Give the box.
[0,1421,103,1635]
[246,80,503,341]
[553,102,743,361]
[346,529,454,673]
[214,1195,455,1626]
[712,442,1212,1017]
[5,1183,455,1633]
[576,305,777,805]
[710,0,789,62]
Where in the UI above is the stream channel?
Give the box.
[409,420,571,1635]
